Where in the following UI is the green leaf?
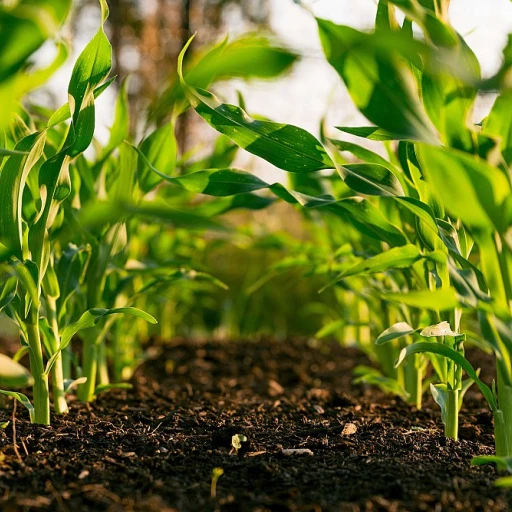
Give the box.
[376,322,418,345]
[324,244,421,289]
[153,34,298,121]
[179,37,333,173]
[318,19,437,143]
[74,200,227,233]
[336,126,406,141]
[55,244,90,321]
[95,382,133,395]
[0,274,18,312]
[138,269,228,295]
[134,145,271,196]
[63,377,88,394]
[471,455,512,473]
[45,307,157,375]
[341,163,405,197]
[396,342,497,410]
[186,91,333,172]
[496,476,512,488]
[66,0,112,156]
[417,144,511,231]
[387,0,458,47]
[483,90,512,166]
[0,132,46,258]
[0,390,34,421]
[327,199,408,246]
[137,122,177,194]
[176,169,270,196]
[0,0,71,83]
[315,319,345,339]
[0,147,28,156]
[353,365,409,400]
[430,383,449,423]
[382,288,458,311]
[47,76,117,128]
[329,138,392,167]
[0,354,33,388]
[12,259,40,310]
[102,76,130,156]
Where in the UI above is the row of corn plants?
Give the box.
[0,0,300,424]
[3,0,512,474]
[163,0,512,462]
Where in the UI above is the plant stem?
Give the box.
[415,361,424,410]
[97,342,109,386]
[404,355,422,408]
[46,297,68,415]
[78,338,97,402]
[445,388,459,440]
[26,319,50,425]
[62,347,71,379]
[497,374,512,456]
[494,410,511,457]
[51,352,68,414]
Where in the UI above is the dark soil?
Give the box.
[0,338,508,512]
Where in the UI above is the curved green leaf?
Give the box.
[45,307,157,375]
[417,144,511,231]
[323,244,421,290]
[382,288,458,311]
[336,126,405,141]
[0,354,33,388]
[376,322,419,345]
[0,390,34,421]
[318,19,437,143]
[342,163,405,197]
[396,341,497,410]
[179,38,333,173]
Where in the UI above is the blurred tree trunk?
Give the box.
[178,0,192,151]
[72,0,270,141]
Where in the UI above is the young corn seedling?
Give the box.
[395,321,474,440]
[0,0,155,422]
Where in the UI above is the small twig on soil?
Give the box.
[11,400,23,464]
[21,439,29,457]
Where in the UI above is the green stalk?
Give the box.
[403,356,421,408]
[46,297,68,415]
[97,342,109,386]
[78,338,97,402]
[26,316,50,425]
[414,361,424,410]
[497,370,512,456]
[445,388,459,440]
[494,410,511,457]
[79,323,111,401]
[62,347,71,379]
[375,342,397,379]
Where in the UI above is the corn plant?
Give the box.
[177,0,512,454]
[0,0,303,419]
[0,1,158,423]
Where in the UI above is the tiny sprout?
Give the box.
[231,434,247,454]
[211,467,224,498]
[0,421,9,429]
